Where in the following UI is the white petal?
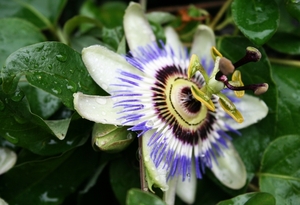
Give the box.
[73,92,123,125]
[164,26,186,60]
[221,94,268,130]
[0,198,8,205]
[211,141,247,189]
[0,147,17,175]
[124,2,156,51]
[190,25,215,69]
[82,45,144,94]
[163,177,178,205]
[176,163,197,204]
[142,130,169,192]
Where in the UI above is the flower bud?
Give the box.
[92,123,135,153]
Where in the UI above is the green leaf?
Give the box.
[110,143,140,205]
[63,15,102,45]
[0,18,45,67]
[0,0,67,29]
[0,142,98,205]
[231,0,279,45]
[217,192,275,205]
[271,63,300,135]
[217,36,277,174]
[267,32,300,55]
[259,135,300,205]
[150,21,166,43]
[285,0,300,22]
[0,87,92,155]
[1,42,103,109]
[80,1,126,28]
[19,82,61,119]
[101,26,124,51]
[126,188,166,205]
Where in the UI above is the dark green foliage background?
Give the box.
[0,0,300,204]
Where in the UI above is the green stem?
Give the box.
[210,0,233,29]
[140,0,147,11]
[56,27,68,45]
[269,58,300,68]
[215,16,233,31]
[139,137,148,192]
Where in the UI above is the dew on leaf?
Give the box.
[66,81,77,92]
[51,87,62,94]
[11,90,24,102]
[56,54,67,62]
[4,132,19,144]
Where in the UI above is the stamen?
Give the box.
[233,47,261,69]
[217,74,269,95]
[219,57,235,75]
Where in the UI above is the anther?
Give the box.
[233,47,262,69]
[218,77,268,95]
[219,57,235,75]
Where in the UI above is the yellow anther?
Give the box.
[231,70,245,98]
[191,85,215,111]
[211,47,223,61]
[217,93,244,123]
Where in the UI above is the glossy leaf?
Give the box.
[271,63,300,135]
[19,83,61,119]
[267,32,300,55]
[0,87,92,155]
[217,192,275,205]
[231,0,279,45]
[259,135,300,205]
[285,0,300,22]
[126,189,166,205]
[0,18,45,67]
[0,142,98,205]
[0,0,67,29]
[1,42,103,108]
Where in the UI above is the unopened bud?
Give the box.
[254,83,269,95]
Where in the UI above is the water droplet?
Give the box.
[37,75,42,80]
[51,87,62,94]
[47,64,52,70]
[96,98,107,105]
[186,173,191,179]
[56,54,67,62]
[69,69,74,74]
[5,132,19,144]
[0,100,5,110]
[146,120,154,127]
[36,45,44,51]
[201,153,205,158]
[127,133,133,139]
[65,81,77,92]
[11,90,24,102]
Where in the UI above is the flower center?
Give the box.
[152,65,209,132]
